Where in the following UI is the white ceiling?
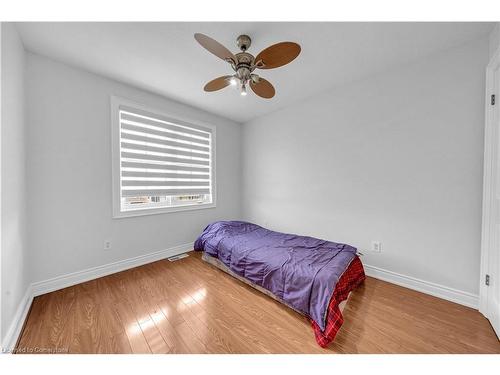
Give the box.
[16,22,493,123]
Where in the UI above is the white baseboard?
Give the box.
[32,243,193,296]
[364,264,479,309]
[1,243,192,352]
[1,285,34,353]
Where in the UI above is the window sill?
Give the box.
[112,202,216,219]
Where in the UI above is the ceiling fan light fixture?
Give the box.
[195,33,300,99]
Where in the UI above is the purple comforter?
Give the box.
[194,221,357,331]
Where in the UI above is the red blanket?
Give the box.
[310,256,365,347]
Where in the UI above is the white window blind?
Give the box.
[113,99,215,216]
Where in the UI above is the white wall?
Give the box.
[1,23,28,345]
[242,38,489,296]
[26,52,242,283]
[489,23,500,58]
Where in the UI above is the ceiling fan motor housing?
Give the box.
[235,52,254,82]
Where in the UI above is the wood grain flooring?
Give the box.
[16,251,500,354]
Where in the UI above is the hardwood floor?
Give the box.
[16,251,500,354]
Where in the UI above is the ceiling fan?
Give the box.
[194,33,301,99]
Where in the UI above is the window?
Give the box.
[111,97,215,217]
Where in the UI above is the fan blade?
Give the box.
[250,78,275,99]
[255,42,301,69]
[194,33,236,63]
[204,76,233,92]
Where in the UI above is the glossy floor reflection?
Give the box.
[16,251,500,353]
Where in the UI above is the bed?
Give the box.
[194,221,365,347]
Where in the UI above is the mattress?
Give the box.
[195,221,366,347]
[202,252,352,313]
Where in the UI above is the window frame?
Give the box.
[111,96,216,218]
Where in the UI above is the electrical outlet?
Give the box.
[104,240,112,251]
[371,241,382,252]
